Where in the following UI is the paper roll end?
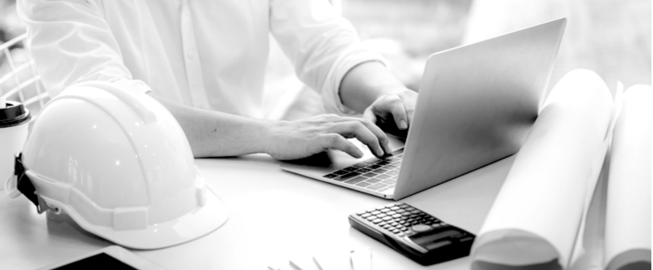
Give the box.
[471,229,561,268]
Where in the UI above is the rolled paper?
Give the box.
[604,85,652,270]
[470,70,614,268]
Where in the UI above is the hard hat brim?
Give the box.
[61,187,229,250]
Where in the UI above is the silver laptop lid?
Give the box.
[393,18,566,200]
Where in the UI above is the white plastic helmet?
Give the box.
[4,81,229,249]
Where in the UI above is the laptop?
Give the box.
[281,18,566,200]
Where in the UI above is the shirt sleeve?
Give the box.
[17,0,151,97]
[269,0,386,115]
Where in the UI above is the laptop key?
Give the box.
[366,178,382,183]
[357,168,372,173]
[356,181,372,187]
[376,174,391,180]
[339,172,360,181]
[368,183,388,191]
[373,168,389,174]
[351,163,366,168]
[344,176,368,185]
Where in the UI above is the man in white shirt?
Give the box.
[18,0,417,160]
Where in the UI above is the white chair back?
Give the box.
[0,33,50,116]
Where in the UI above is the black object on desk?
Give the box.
[349,202,475,266]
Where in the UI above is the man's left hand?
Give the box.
[363,88,417,135]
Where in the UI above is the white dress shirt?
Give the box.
[18,0,383,118]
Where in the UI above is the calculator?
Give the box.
[348,203,475,266]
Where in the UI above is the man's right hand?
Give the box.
[263,114,392,160]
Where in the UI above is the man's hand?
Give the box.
[264,114,393,160]
[339,62,418,136]
[363,88,417,135]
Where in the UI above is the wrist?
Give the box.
[259,119,287,156]
[339,62,407,112]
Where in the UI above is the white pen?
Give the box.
[350,248,372,270]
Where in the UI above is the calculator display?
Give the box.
[409,229,461,249]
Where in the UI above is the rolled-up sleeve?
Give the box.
[17,0,150,97]
[269,0,385,115]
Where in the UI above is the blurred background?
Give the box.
[1,0,650,119]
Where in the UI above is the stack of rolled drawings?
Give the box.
[470,70,617,269]
[603,86,651,270]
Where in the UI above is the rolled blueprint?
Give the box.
[471,70,615,268]
[604,86,652,270]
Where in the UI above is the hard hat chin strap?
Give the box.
[14,153,54,214]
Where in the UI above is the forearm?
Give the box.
[149,93,270,158]
[339,61,407,113]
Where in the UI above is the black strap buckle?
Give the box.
[14,153,52,214]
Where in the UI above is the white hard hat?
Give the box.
[5,81,229,249]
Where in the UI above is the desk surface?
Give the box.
[0,152,606,270]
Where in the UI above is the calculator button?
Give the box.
[370,211,381,215]
[382,216,393,221]
[391,229,401,234]
[380,208,391,213]
[371,219,383,224]
[411,224,432,233]
[460,236,474,242]
[361,213,371,218]
[392,214,402,219]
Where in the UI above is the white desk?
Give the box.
[0,152,607,270]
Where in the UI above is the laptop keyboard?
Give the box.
[322,150,403,193]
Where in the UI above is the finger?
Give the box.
[363,107,377,125]
[385,96,409,130]
[357,117,392,155]
[329,121,384,157]
[399,91,418,127]
[343,115,391,155]
[320,134,363,158]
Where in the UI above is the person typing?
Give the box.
[18,0,417,159]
